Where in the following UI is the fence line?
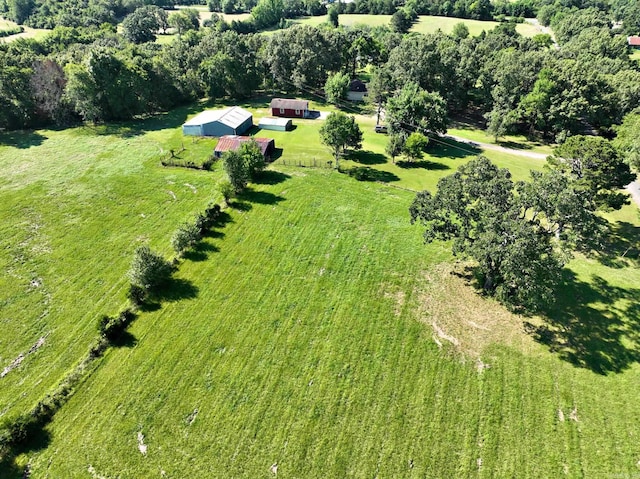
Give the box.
[272,157,333,169]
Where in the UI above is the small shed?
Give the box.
[214,135,276,161]
[629,36,640,48]
[182,107,253,137]
[259,117,292,131]
[347,79,368,102]
[270,98,309,118]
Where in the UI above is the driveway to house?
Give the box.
[626,181,640,208]
[444,134,549,160]
[445,134,640,208]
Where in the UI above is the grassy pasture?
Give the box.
[0,106,221,421]
[294,14,539,37]
[0,17,49,41]
[2,98,640,477]
[630,49,640,61]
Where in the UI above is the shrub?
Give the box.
[218,180,236,206]
[202,156,215,170]
[127,246,173,291]
[205,202,221,222]
[97,309,136,341]
[127,283,147,306]
[171,222,201,254]
[194,212,208,234]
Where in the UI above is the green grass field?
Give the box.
[294,14,539,37]
[630,49,640,61]
[0,17,50,41]
[2,98,640,477]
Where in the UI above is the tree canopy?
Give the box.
[410,157,565,312]
[319,111,363,168]
[385,82,447,137]
[549,135,635,210]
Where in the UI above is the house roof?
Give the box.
[214,135,274,156]
[258,117,292,127]
[349,79,367,92]
[629,36,640,46]
[183,106,252,129]
[270,98,309,110]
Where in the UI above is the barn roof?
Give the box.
[629,36,640,46]
[183,107,252,129]
[270,98,309,110]
[214,135,274,156]
[258,117,292,127]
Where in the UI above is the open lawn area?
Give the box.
[2,98,640,477]
[630,49,640,61]
[294,14,539,37]
[0,17,49,42]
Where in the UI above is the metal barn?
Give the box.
[182,107,253,137]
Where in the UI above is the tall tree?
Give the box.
[385,81,447,137]
[549,136,635,210]
[319,111,363,168]
[613,111,640,173]
[410,156,564,312]
[223,150,250,192]
[122,6,162,44]
[324,71,349,105]
[402,132,428,162]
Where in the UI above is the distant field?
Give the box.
[630,49,640,61]
[294,14,540,37]
[0,17,49,41]
[173,5,251,23]
[3,98,640,477]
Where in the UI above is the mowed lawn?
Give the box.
[2,99,640,477]
[294,14,539,37]
[24,168,640,478]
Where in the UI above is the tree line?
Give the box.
[0,7,638,143]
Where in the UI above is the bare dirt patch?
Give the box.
[382,286,405,316]
[1,335,47,378]
[415,263,541,358]
[137,431,148,455]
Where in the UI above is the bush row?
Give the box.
[0,26,23,38]
[160,156,215,171]
[1,199,224,466]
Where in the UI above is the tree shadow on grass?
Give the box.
[594,221,640,269]
[430,137,481,159]
[253,170,291,185]
[342,166,400,183]
[0,424,52,478]
[210,211,233,228]
[110,330,137,348]
[351,150,388,165]
[230,200,252,212]
[151,277,199,303]
[81,104,205,138]
[182,241,220,262]
[0,130,47,148]
[238,188,286,205]
[396,159,450,170]
[525,270,640,375]
[497,140,533,151]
